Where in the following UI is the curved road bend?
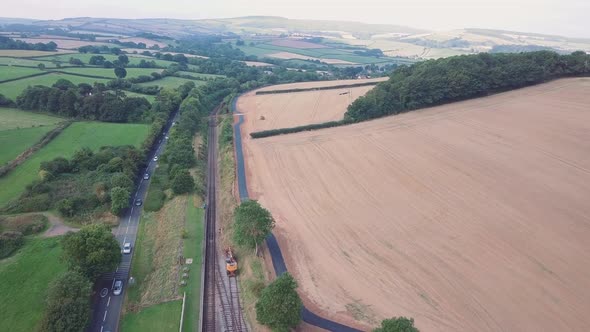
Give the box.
[231,97,363,332]
[88,112,179,332]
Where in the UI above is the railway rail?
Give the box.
[201,106,247,332]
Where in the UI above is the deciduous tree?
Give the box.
[233,200,275,254]
[255,273,302,331]
[373,317,419,332]
[61,224,121,280]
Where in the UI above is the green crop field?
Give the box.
[57,67,163,79]
[0,108,62,131]
[137,76,205,89]
[0,121,149,206]
[0,72,110,100]
[0,237,67,332]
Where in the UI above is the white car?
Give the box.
[113,280,123,295]
[123,243,131,254]
[153,156,158,162]
[165,136,169,140]
[143,173,150,180]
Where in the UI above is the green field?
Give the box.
[0,108,63,165]
[0,121,150,206]
[182,197,204,332]
[0,57,61,68]
[120,300,182,332]
[0,72,110,100]
[0,237,67,332]
[57,67,163,79]
[0,66,43,81]
[0,127,57,165]
[0,108,62,131]
[137,76,204,89]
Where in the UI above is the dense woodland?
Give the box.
[346,51,590,121]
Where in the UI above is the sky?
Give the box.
[3,0,589,38]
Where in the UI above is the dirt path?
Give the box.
[41,212,78,237]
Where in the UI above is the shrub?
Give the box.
[110,186,130,215]
[39,271,92,332]
[171,169,195,194]
[0,231,24,259]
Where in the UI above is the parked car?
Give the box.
[143,173,150,180]
[135,198,142,206]
[123,243,131,254]
[113,280,123,295]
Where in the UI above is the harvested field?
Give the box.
[238,78,590,331]
[270,39,327,49]
[237,85,375,132]
[267,52,355,64]
[254,77,387,93]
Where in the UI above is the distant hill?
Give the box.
[0,16,588,59]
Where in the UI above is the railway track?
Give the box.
[201,106,247,332]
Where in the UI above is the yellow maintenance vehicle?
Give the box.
[225,247,238,277]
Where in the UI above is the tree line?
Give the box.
[346,51,590,122]
[0,36,57,51]
[15,79,153,122]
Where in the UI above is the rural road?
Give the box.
[232,97,362,332]
[88,112,179,332]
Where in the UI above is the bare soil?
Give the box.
[238,78,590,331]
[42,212,78,237]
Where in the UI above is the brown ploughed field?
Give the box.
[237,78,590,331]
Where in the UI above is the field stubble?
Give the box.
[239,78,590,331]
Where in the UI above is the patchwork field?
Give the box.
[0,121,149,206]
[237,82,378,132]
[238,78,590,331]
[0,50,73,57]
[36,53,178,68]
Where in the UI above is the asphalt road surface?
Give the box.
[88,112,178,332]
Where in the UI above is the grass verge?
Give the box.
[217,114,269,331]
[119,300,182,332]
[182,195,204,332]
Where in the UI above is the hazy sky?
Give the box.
[4,0,589,38]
